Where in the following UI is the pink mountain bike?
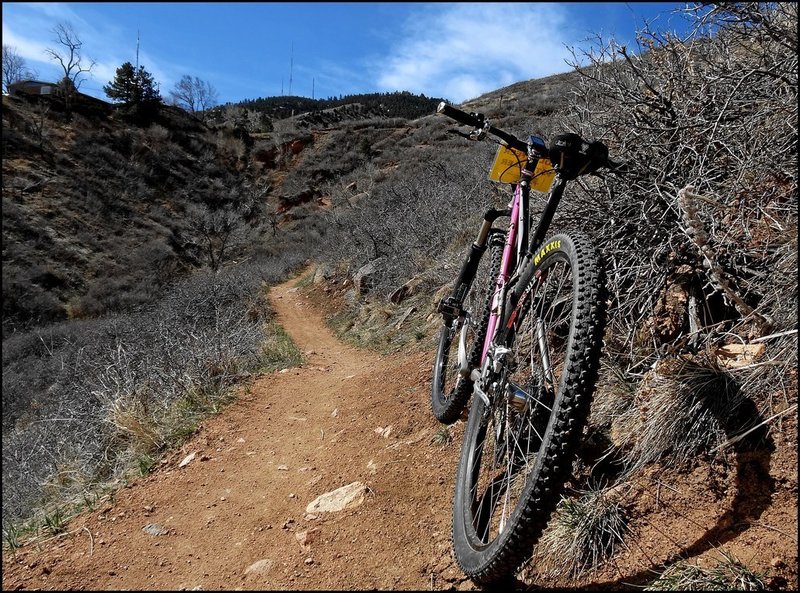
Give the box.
[431,101,622,584]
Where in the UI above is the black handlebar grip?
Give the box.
[437,101,483,128]
[436,101,528,154]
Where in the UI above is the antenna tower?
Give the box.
[288,42,293,96]
[136,30,140,70]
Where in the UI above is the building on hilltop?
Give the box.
[8,79,111,109]
[7,79,57,97]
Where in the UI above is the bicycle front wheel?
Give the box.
[431,232,503,424]
[451,232,605,584]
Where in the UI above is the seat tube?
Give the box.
[481,184,523,363]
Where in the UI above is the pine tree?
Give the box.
[104,61,161,106]
[134,67,160,105]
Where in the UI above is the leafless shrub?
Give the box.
[318,146,502,298]
[555,3,797,429]
[1,252,305,531]
[147,122,170,141]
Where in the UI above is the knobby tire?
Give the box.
[451,232,606,584]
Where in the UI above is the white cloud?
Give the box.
[2,4,195,99]
[375,3,575,102]
[1,25,51,65]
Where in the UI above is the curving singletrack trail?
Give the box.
[1,274,471,591]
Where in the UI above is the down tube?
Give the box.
[481,184,522,363]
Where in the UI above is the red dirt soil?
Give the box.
[1,274,797,591]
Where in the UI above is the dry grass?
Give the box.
[645,549,766,591]
[608,354,742,473]
[1,255,305,533]
[533,486,631,578]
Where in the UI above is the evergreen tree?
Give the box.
[104,62,136,103]
[134,66,161,105]
[104,61,161,106]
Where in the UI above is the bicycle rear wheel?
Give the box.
[431,232,503,424]
[451,232,605,584]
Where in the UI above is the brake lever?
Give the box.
[447,128,488,142]
[588,159,628,179]
[470,128,487,141]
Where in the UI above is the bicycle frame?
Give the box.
[474,169,569,377]
[435,147,570,401]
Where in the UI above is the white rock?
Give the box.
[305,482,367,514]
[178,452,196,468]
[244,559,273,575]
[142,523,169,536]
[374,426,392,438]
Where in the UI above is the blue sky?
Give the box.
[2,2,696,105]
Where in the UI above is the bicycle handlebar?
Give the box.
[436,101,482,128]
[437,101,529,154]
[437,101,626,175]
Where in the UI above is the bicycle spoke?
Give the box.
[462,256,578,546]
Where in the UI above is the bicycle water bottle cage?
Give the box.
[549,133,609,180]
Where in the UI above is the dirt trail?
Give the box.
[1,275,470,591]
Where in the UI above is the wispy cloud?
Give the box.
[374,3,575,103]
[2,4,199,98]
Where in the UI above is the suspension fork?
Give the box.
[437,208,510,321]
